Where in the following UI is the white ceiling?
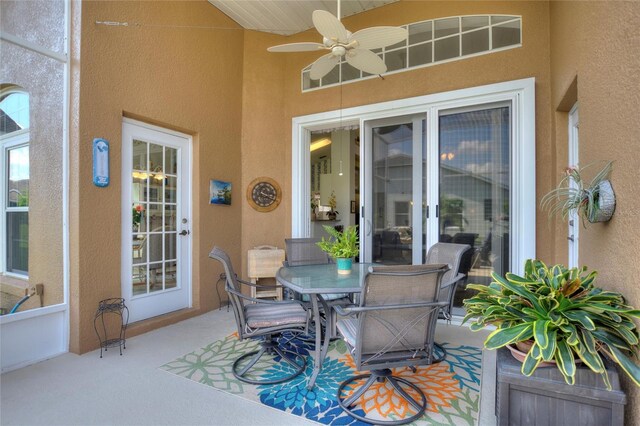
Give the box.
[208,0,399,36]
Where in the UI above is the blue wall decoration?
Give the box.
[93,138,109,187]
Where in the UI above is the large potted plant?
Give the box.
[317,225,359,274]
[540,160,615,225]
[463,259,640,389]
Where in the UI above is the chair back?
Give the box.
[426,243,471,316]
[354,264,449,368]
[284,238,330,266]
[209,246,246,336]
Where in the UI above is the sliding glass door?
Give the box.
[364,115,427,265]
[363,103,512,311]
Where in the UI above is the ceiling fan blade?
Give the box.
[346,49,387,75]
[309,54,340,80]
[267,42,326,53]
[350,27,409,50]
[312,10,348,43]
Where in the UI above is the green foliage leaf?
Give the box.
[485,323,533,349]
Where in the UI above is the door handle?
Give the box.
[567,235,574,242]
[179,229,190,236]
[366,219,372,236]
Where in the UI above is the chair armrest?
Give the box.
[440,272,465,290]
[226,285,305,308]
[334,301,448,316]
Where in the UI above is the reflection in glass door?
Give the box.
[438,105,511,312]
[366,116,427,265]
[122,120,191,323]
[131,139,179,296]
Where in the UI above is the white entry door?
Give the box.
[121,119,192,323]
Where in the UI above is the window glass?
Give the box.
[409,42,432,67]
[7,145,29,207]
[462,29,490,56]
[0,92,30,135]
[341,62,360,82]
[408,21,432,44]
[434,36,460,62]
[384,49,407,72]
[301,15,521,91]
[493,21,521,49]
[462,16,489,32]
[434,18,459,39]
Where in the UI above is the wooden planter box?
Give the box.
[496,347,626,426]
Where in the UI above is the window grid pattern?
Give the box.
[302,15,522,92]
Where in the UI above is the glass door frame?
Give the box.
[292,78,536,277]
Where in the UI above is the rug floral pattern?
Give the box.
[161,333,482,425]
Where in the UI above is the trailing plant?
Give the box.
[316,225,359,259]
[540,161,613,226]
[463,259,640,389]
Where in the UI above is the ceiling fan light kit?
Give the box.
[267,6,408,80]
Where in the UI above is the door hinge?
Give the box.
[426,206,429,218]
[436,205,439,218]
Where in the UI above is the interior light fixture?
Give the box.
[310,138,332,152]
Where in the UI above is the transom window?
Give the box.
[302,15,522,91]
[1,90,30,277]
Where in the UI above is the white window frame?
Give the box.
[1,130,30,278]
[292,77,535,275]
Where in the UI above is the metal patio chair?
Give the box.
[209,246,309,385]
[425,242,471,362]
[334,264,449,425]
[284,237,353,338]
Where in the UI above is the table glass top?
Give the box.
[276,263,374,294]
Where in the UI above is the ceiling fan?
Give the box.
[267,1,408,80]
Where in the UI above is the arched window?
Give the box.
[1,89,30,276]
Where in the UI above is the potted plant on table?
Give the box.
[463,259,640,389]
[317,225,359,275]
[540,160,615,225]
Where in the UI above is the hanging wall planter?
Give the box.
[541,160,615,226]
[587,179,616,223]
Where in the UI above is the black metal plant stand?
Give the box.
[94,298,129,358]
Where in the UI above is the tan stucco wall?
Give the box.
[71,0,244,353]
[549,1,640,420]
[240,1,554,275]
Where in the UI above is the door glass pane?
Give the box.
[130,139,180,297]
[439,106,511,310]
[372,123,413,264]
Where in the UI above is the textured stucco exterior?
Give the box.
[69,0,244,353]
[549,2,640,422]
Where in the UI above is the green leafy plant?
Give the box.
[540,161,613,226]
[316,225,359,259]
[463,259,640,389]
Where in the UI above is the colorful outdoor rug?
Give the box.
[161,333,483,425]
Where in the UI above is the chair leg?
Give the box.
[337,370,428,425]
[232,336,306,385]
[432,342,447,363]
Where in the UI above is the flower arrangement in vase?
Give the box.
[540,161,615,226]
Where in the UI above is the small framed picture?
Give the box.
[210,180,232,205]
[350,200,356,214]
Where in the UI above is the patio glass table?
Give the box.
[276,262,372,389]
